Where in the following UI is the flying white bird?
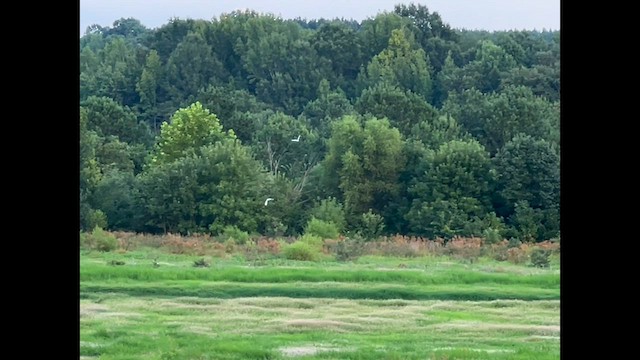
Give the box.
[291,135,301,142]
[264,198,274,206]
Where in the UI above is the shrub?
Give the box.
[530,248,550,268]
[309,197,346,232]
[283,241,317,261]
[445,237,483,263]
[357,210,385,240]
[374,235,421,257]
[92,227,117,252]
[221,225,250,245]
[334,238,366,261]
[224,238,236,254]
[482,228,503,244]
[304,217,340,240]
[161,233,206,255]
[299,233,324,251]
[488,240,510,261]
[86,209,108,231]
[507,243,531,264]
[255,238,282,255]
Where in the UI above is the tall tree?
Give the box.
[321,115,406,229]
[492,134,560,219]
[406,139,493,238]
[164,32,228,104]
[151,102,233,165]
[355,82,438,136]
[137,138,270,234]
[357,28,433,101]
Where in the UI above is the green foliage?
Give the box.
[493,134,560,217]
[322,115,406,227]
[220,225,250,245]
[301,79,355,137]
[357,210,386,240]
[309,197,346,233]
[482,228,503,245]
[304,217,340,240]
[355,83,438,136]
[84,227,117,252]
[164,32,228,102]
[151,102,232,165]
[138,138,268,235]
[86,209,108,231]
[282,241,317,261]
[79,12,559,241]
[406,139,492,238]
[358,28,433,101]
[81,96,152,145]
[298,233,324,251]
[530,248,550,268]
[442,86,558,155]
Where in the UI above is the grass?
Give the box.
[80,250,559,359]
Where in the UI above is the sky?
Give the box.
[80,0,560,36]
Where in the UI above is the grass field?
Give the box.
[80,249,560,359]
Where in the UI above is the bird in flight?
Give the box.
[291,135,301,142]
[264,198,274,206]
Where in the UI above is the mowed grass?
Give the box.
[80,251,560,359]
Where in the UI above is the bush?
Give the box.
[304,217,340,240]
[357,210,385,240]
[283,241,317,261]
[334,238,366,262]
[220,225,250,245]
[86,209,108,231]
[309,197,346,232]
[161,234,206,255]
[530,248,550,268]
[482,228,503,244]
[507,243,531,264]
[299,233,324,250]
[445,237,483,263]
[92,227,117,252]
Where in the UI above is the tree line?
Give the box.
[80,3,560,242]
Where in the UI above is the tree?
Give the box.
[359,12,412,61]
[355,82,438,136]
[393,3,460,72]
[239,16,328,115]
[138,138,269,234]
[442,85,557,155]
[492,134,560,219]
[196,84,270,144]
[321,115,406,229]
[81,96,152,146]
[80,37,143,106]
[136,50,163,131]
[164,32,228,104]
[301,79,355,138]
[406,139,493,238]
[311,22,365,97]
[357,28,433,101]
[151,102,233,165]
[251,111,321,188]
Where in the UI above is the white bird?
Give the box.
[291,135,301,142]
[264,198,274,206]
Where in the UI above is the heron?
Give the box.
[264,198,274,206]
[291,135,301,142]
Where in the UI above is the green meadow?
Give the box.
[80,250,560,359]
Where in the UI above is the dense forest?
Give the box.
[79,3,560,242]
